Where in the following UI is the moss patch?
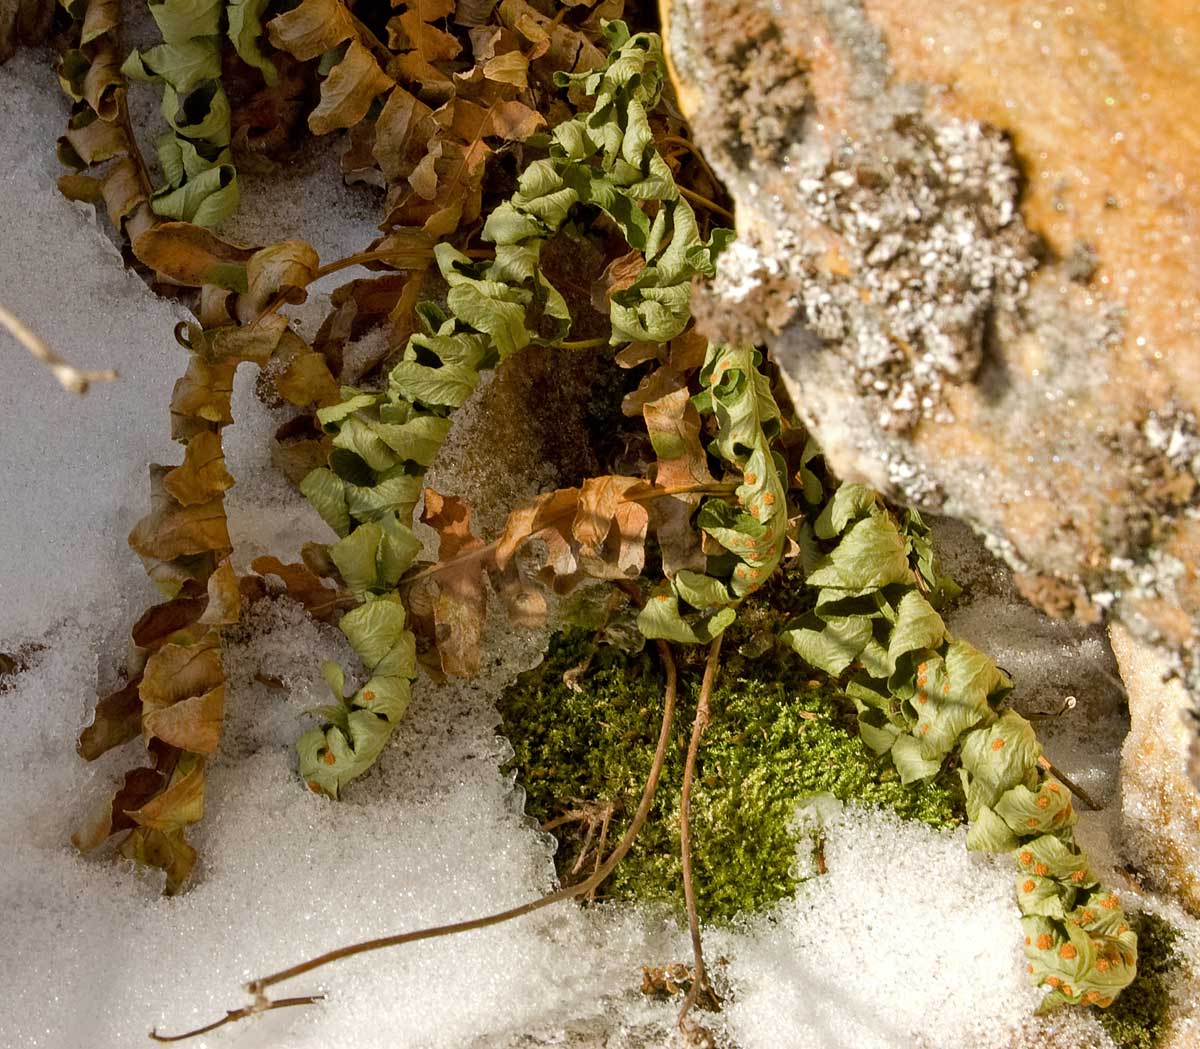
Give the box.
[497,592,965,921]
[1098,911,1185,1049]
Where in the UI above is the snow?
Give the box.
[0,52,184,643]
[1,44,1198,1049]
[221,366,331,571]
[713,806,1112,1049]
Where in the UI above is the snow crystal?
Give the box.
[222,366,330,570]
[931,516,1128,802]
[216,125,384,343]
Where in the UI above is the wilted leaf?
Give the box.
[199,558,242,625]
[310,38,395,135]
[252,555,349,621]
[273,420,335,486]
[131,590,207,648]
[73,766,164,852]
[266,0,355,61]
[591,249,644,314]
[126,755,207,833]
[77,679,143,760]
[237,239,320,322]
[139,636,223,715]
[573,475,650,579]
[129,467,230,563]
[455,0,498,26]
[269,331,341,408]
[162,430,234,506]
[388,0,462,90]
[143,684,224,754]
[59,111,128,167]
[117,826,197,895]
[421,488,486,677]
[373,84,439,182]
[445,92,544,144]
[131,222,253,291]
[641,384,711,575]
[482,50,528,88]
[498,0,604,76]
[494,486,579,569]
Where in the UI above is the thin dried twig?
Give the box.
[678,634,723,1041]
[677,185,735,225]
[150,996,322,1042]
[151,641,680,1042]
[656,133,723,188]
[1038,754,1103,812]
[1,302,118,394]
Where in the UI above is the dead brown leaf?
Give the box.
[495,486,580,569]
[131,223,255,290]
[139,637,223,715]
[73,766,164,852]
[388,0,462,91]
[251,555,350,621]
[199,559,242,626]
[143,685,225,754]
[77,679,143,761]
[126,757,207,833]
[266,0,356,61]
[421,488,487,678]
[573,476,650,580]
[310,38,396,135]
[237,240,320,322]
[117,825,196,895]
[641,385,712,576]
[497,0,604,77]
[130,589,208,648]
[591,249,644,315]
[128,467,230,563]
[162,430,234,506]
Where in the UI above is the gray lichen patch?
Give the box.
[679,0,1085,434]
[708,108,1048,432]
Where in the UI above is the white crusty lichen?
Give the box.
[789,115,1037,431]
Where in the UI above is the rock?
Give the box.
[1111,623,1200,912]
[663,0,1200,899]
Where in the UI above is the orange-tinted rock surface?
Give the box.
[664,0,1200,906]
